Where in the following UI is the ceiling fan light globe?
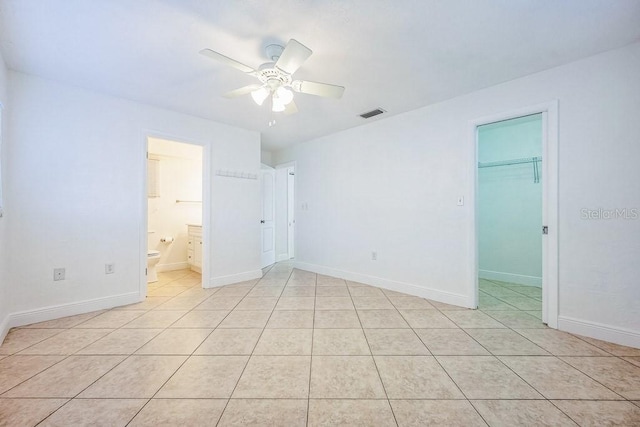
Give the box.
[272,96,286,112]
[275,87,294,105]
[251,87,270,106]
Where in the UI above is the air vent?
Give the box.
[359,108,386,119]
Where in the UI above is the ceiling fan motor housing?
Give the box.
[257,62,292,90]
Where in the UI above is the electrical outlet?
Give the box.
[105,263,115,274]
[371,251,377,261]
[53,268,65,281]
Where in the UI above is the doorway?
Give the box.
[275,161,296,262]
[260,164,276,268]
[471,102,559,328]
[141,135,210,297]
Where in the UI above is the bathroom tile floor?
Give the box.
[1,265,639,426]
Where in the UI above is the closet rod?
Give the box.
[478,156,542,169]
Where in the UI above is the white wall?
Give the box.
[0,50,9,342]
[478,115,543,286]
[148,138,203,271]
[275,42,640,347]
[3,71,261,331]
[261,150,273,167]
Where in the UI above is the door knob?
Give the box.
[260,220,265,224]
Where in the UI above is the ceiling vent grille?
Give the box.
[359,108,386,119]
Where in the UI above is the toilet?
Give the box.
[147,250,161,283]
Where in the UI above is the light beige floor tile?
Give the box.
[194,329,262,355]
[388,296,435,310]
[499,356,622,399]
[77,329,162,355]
[0,329,63,354]
[247,286,284,297]
[313,329,370,355]
[281,286,316,297]
[40,398,146,427]
[497,295,542,311]
[169,310,229,328]
[310,356,385,398]
[79,355,186,398]
[508,285,543,298]
[254,329,313,355]
[471,399,577,426]
[218,399,307,426]
[375,355,463,399]
[233,355,310,398]
[286,278,316,287]
[390,400,487,426]
[213,286,253,297]
[4,355,125,397]
[129,398,227,426]
[552,400,640,426]
[0,398,67,427]
[314,310,360,328]
[22,311,106,329]
[155,296,207,311]
[515,329,609,356]
[147,286,190,297]
[275,296,315,310]
[427,300,469,310]
[562,356,640,399]
[122,310,188,328]
[442,310,506,328]
[364,329,429,355]
[398,309,458,328]
[478,294,518,311]
[358,309,410,328]
[465,329,549,355]
[156,355,248,398]
[0,355,66,394]
[194,296,243,310]
[135,328,211,355]
[217,310,271,328]
[437,355,541,399]
[573,335,640,356]
[234,297,278,311]
[316,275,346,286]
[315,297,354,310]
[112,297,170,311]
[482,310,545,328]
[315,286,349,297]
[414,328,489,355]
[624,356,640,368]
[525,310,542,319]
[266,310,314,328]
[382,288,409,297]
[308,399,396,426]
[348,286,385,297]
[18,329,112,355]
[352,296,395,310]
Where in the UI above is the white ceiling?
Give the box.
[1,1,639,151]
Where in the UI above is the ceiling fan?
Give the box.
[200,39,345,115]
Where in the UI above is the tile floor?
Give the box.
[1,265,639,426]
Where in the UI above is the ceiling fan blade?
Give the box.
[292,80,345,99]
[199,48,256,74]
[284,100,298,115]
[223,84,263,99]
[275,39,312,74]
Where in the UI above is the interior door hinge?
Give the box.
[542,226,548,235]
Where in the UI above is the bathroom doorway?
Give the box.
[142,135,210,297]
[471,102,559,328]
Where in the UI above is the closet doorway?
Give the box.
[471,102,558,328]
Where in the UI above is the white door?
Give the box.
[261,167,276,268]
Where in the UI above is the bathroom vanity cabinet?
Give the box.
[187,225,202,273]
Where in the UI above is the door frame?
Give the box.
[140,130,211,298]
[468,100,559,328]
[260,164,276,268]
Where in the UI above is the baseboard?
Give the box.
[479,269,541,287]
[558,316,640,349]
[157,261,189,272]
[294,261,471,308]
[1,292,141,344]
[208,269,263,288]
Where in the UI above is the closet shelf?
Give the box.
[478,156,542,183]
